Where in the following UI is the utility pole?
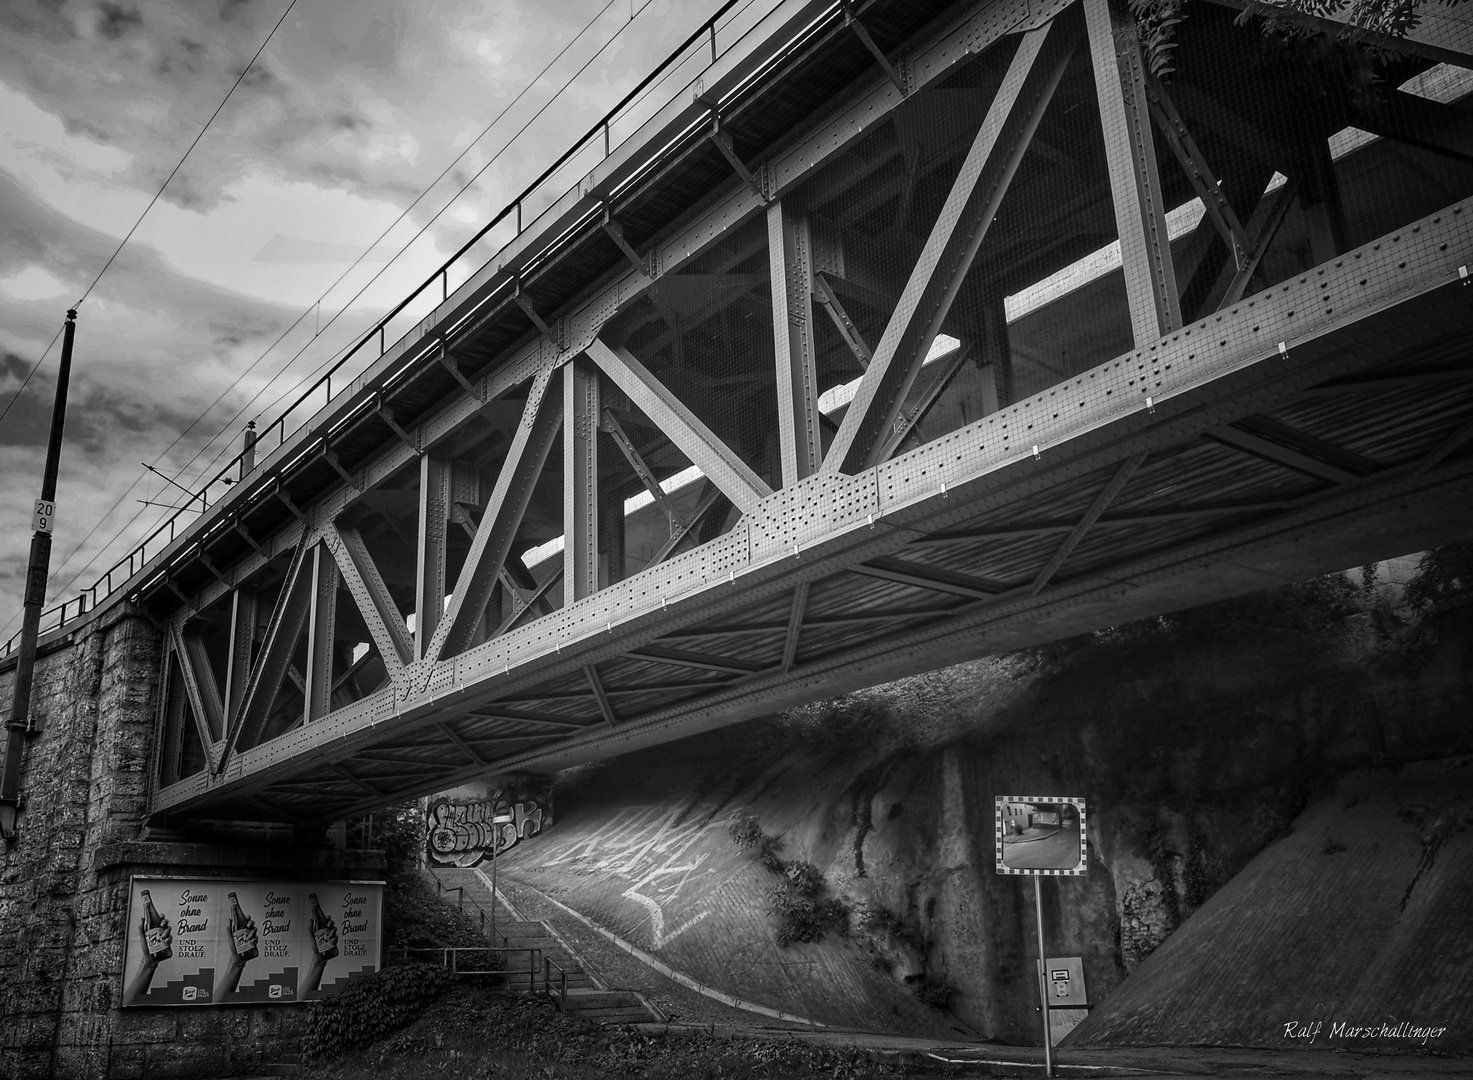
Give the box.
[1,309,78,841]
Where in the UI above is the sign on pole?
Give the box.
[994,795,1087,875]
[31,499,55,534]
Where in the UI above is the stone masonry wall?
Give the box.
[0,608,358,1079]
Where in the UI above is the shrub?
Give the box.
[301,962,454,1061]
[733,815,850,946]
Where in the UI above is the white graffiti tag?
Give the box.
[541,802,733,947]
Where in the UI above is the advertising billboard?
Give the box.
[121,877,383,1007]
[994,795,1088,875]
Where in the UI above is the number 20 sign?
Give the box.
[32,500,55,534]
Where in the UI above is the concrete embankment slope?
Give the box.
[1065,757,1473,1054]
[495,736,980,1039]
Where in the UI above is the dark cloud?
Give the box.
[96,2,142,40]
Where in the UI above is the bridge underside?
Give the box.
[130,0,1473,826]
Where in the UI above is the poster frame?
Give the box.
[120,874,385,1008]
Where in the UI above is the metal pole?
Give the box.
[1034,875,1054,1078]
[1,309,78,841]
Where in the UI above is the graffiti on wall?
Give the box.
[425,777,552,868]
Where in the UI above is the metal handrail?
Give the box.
[2,0,849,658]
[543,955,570,1011]
[388,945,543,981]
[428,867,509,949]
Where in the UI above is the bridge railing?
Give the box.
[2,0,826,660]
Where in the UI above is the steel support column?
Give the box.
[304,543,340,724]
[768,200,824,487]
[223,588,257,725]
[1085,0,1181,344]
[564,359,600,603]
[416,453,451,659]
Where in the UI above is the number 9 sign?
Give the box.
[32,500,56,534]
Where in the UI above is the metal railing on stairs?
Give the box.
[543,956,570,1012]
[426,867,509,949]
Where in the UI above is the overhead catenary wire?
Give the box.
[30,0,705,629]
[72,0,301,312]
[37,0,637,609]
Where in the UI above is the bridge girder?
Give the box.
[126,0,1473,824]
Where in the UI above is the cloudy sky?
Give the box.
[0,0,768,640]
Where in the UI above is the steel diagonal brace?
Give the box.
[601,205,652,282]
[169,626,224,770]
[495,567,563,637]
[705,113,767,203]
[428,365,561,661]
[585,665,618,726]
[448,502,544,616]
[585,338,772,514]
[514,279,560,347]
[217,535,316,773]
[822,16,1081,475]
[644,483,723,570]
[812,272,873,370]
[602,408,690,530]
[1143,73,1250,269]
[1220,177,1298,309]
[1029,452,1146,596]
[875,344,971,462]
[781,582,808,673]
[841,0,905,94]
[325,522,413,671]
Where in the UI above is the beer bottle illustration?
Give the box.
[140,890,173,962]
[228,892,259,961]
[309,893,338,960]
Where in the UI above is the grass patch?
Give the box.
[301,985,903,1079]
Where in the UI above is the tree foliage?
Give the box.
[1403,541,1473,615]
[1127,0,1467,77]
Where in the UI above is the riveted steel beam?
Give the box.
[1085,0,1181,344]
[781,582,808,673]
[171,626,223,771]
[585,339,772,514]
[768,200,824,487]
[220,536,316,768]
[326,523,413,671]
[416,453,451,659]
[1029,452,1146,595]
[430,365,562,661]
[824,16,1081,475]
[565,359,600,604]
[223,588,257,726]
[304,543,340,725]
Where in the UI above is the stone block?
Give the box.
[4,1048,58,1080]
[112,1011,178,1044]
[144,1041,227,1078]
[108,1045,146,1079]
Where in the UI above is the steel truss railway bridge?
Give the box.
[35,0,1473,826]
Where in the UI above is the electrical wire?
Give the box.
[34,0,688,620]
[74,0,299,309]
[0,324,63,429]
